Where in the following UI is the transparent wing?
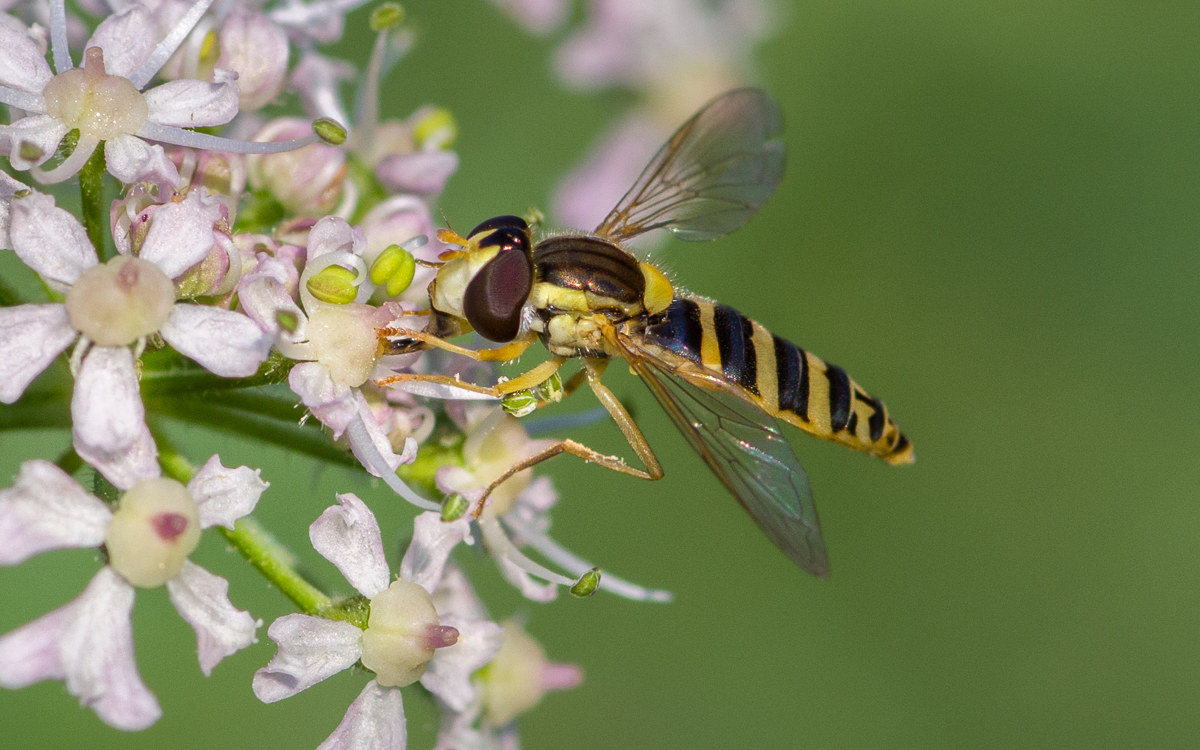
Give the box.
[619,337,829,577]
[595,88,785,244]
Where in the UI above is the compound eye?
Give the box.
[463,243,533,342]
[469,215,528,240]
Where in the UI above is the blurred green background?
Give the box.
[3,0,1200,747]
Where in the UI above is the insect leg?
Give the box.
[469,358,663,516]
[378,328,537,362]
[376,356,565,397]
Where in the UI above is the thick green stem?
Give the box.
[156,438,331,614]
[79,145,108,260]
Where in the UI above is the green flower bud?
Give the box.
[306,265,359,304]
[313,117,348,146]
[502,389,538,418]
[570,568,601,598]
[370,244,417,296]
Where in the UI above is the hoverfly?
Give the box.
[382,88,913,578]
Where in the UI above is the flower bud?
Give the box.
[360,580,454,687]
[481,622,583,726]
[105,477,202,588]
[216,10,289,111]
[247,118,345,215]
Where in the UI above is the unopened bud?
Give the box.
[502,389,538,418]
[537,372,564,403]
[413,107,456,150]
[313,117,347,146]
[369,244,417,296]
[306,264,358,304]
[570,567,601,598]
[370,2,405,31]
[441,493,469,522]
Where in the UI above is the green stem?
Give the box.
[79,145,108,260]
[156,436,331,614]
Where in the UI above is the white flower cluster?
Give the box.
[0,1,694,748]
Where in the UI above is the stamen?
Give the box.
[49,0,72,73]
[501,514,673,602]
[127,0,217,90]
[136,121,322,155]
[478,512,574,587]
[353,26,389,160]
[0,85,46,112]
[344,412,440,511]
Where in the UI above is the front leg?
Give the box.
[379,326,537,362]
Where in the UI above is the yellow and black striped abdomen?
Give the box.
[643,298,913,465]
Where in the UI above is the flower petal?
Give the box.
[139,188,224,279]
[9,192,96,285]
[307,215,366,261]
[375,151,459,196]
[0,20,51,93]
[72,346,159,490]
[310,493,390,599]
[159,304,271,377]
[252,614,362,703]
[188,455,269,529]
[347,393,417,480]
[432,564,489,623]
[216,10,289,111]
[0,597,69,689]
[400,513,472,595]
[317,680,406,750]
[0,459,111,565]
[237,275,307,344]
[104,135,181,191]
[166,560,260,676]
[53,567,161,730]
[290,51,353,125]
[85,6,157,79]
[0,304,76,404]
[144,78,239,129]
[421,618,504,713]
[289,361,357,437]
[0,116,66,170]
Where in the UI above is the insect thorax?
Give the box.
[528,235,670,358]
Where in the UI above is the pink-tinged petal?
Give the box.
[104,135,181,191]
[0,167,26,249]
[85,6,157,79]
[159,304,271,377]
[0,459,111,565]
[317,680,406,750]
[489,0,568,35]
[238,275,307,343]
[310,493,390,599]
[374,151,458,196]
[0,116,67,171]
[0,17,52,93]
[252,614,362,703]
[188,455,268,529]
[432,564,489,623]
[421,618,504,713]
[60,567,162,730]
[493,555,559,603]
[166,560,260,676]
[400,513,472,595]
[144,78,240,129]
[307,215,365,261]
[552,111,666,233]
[0,304,76,403]
[289,362,357,437]
[139,189,225,278]
[0,597,70,688]
[72,346,159,491]
[216,10,289,111]
[9,192,97,285]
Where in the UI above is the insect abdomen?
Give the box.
[645,298,913,464]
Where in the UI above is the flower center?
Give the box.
[307,303,383,387]
[65,255,176,346]
[360,580,457,688]
[43,47,149,141]
[105,477,202,589]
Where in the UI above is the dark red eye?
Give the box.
[463,241,533,342]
